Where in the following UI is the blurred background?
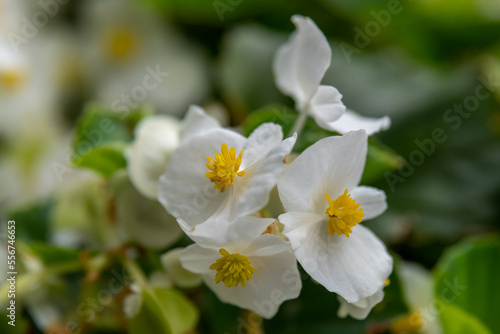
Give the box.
[1,0,499,333]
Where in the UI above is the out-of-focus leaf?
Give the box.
[22,242,83,267]
[218,25,285,120]
[361,139,401,184]
[440,304,492,334]
[73,143,127,178]
[7,201,52,242]
[73,103,132,156]
[128,287,198,334]
[148,0,289,25]
[434,236,500,333]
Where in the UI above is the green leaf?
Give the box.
[73,142,127,178]
[129,287,198,334]
[434,236,500,333]
[23,242,82,267]
[7,201,52,242]
[440,304,492,334]
[361,138,401,184]
[73,103,132,156]
[72,103,150,177]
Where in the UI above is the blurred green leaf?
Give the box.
[73,103,132,155]
[7,201,52,242]
[434,236,500,333]
[129,287,198,334]
[72,104,150,177]
[73,143,127,178]
[361,138,401,184]
[22,242,82,267]
[440,304,492,334]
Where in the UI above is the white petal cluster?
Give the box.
[278,131,392,306]
[126,14,395,321]
[274,15,391,135]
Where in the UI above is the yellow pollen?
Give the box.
[0,70,25,91]
[209,248,257,288]
[106,28,138,61]
[390,311,423,333]
[325,189,364,238]
[205,143,246,193]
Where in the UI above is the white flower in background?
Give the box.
[127,115,180,199]
[127,105,220,199]
[273,15,390,135]
[161,248,202,288]
[277,130,392,304]
[158,122,296,229]
[391,262,443,334]
[79,0,209,117]
[113,172,183,250]
[338,281,388,320]
[179,216,302,318]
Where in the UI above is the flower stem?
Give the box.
[288,111,308,138]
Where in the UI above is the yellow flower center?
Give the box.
[0,70,25,92]
[325,189,364,238]
[205,143,246,193]
[390,311,423,333]
[209,248,257,288]
[106,28,138,61]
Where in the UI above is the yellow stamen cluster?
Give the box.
[205,143,245,193]
[106,28,138,61]
[0,70,24,91]
[390,311,423,333]
[325,189,364,238]
[209,249,257,288]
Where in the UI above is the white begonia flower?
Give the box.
[79,0,209,117]
[277,130,392,304]
[123,284,143,319]
[158,122,296,229]
[113,172,183,249]
[338,277,391,320]
[127,115,180,199]
[179,216,302,319]
[393,262,443,334]
[337,288,384,320]
[161,248,202,289]
[127,105,220,199]
[273,15,390,135]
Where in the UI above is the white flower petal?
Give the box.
[161,248,202,288]
[283,218,392,303]
[241,123,283,168]
[324,109,391,135]
[227,132,296,221]
[183,216,275,252]
[351,186,387,220]
[123,284,142,319]
[245,233,292,257]
[279,211,326,248]
[309,85,345,130]
[273,15,331,109]
[203,250,302,319]
[179,244,220,275]
[180,105,220,142]
[115,174,182,249]
[337,289,384,320]
[278,130,368,214]
[398,261,434,310]
[127,115,180,199]
[158,128,246,228]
